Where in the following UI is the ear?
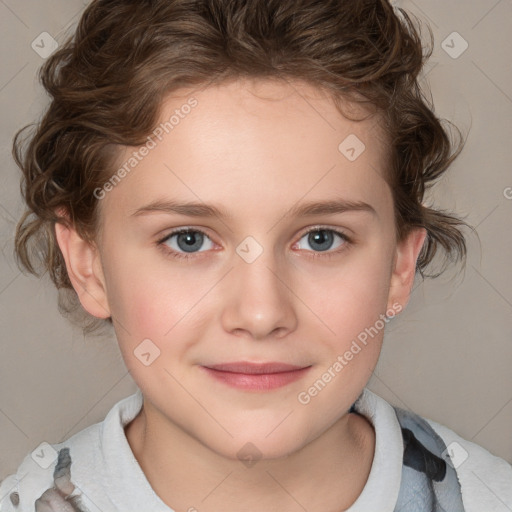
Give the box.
[54,212,111,319]
[387,227,427,312]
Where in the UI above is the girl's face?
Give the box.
[74,78,423,460]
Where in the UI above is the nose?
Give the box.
[220,245,298,341]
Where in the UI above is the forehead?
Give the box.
[101,78,392,225]
[166,77,388,160]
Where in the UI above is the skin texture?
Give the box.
[55,78,426,512]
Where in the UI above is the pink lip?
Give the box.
[200,362,311,391]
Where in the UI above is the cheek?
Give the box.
[102,241,178,330]
[106,270,163,333]
[296,249,393,391]
[106,270,189,391]
[103,250,213,358]
[313,245,393,331]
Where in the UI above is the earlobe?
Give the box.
[387,227,427,312]
[54,220,111,319]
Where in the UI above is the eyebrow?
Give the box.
[130,198,377,220]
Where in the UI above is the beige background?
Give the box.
[0,0,511,481]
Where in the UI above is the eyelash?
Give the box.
[156,226,352,261]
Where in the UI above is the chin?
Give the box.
[203,427,310,464]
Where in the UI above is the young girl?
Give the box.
[1,0,511,511]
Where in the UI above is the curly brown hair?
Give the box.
[13,0,471,335]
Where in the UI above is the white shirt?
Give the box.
[1,387,511,511]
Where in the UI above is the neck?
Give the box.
[125,400,375,512]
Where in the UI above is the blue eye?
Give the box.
[156,226,351,261]
[295,227,349,254]
[157,229,215,260]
